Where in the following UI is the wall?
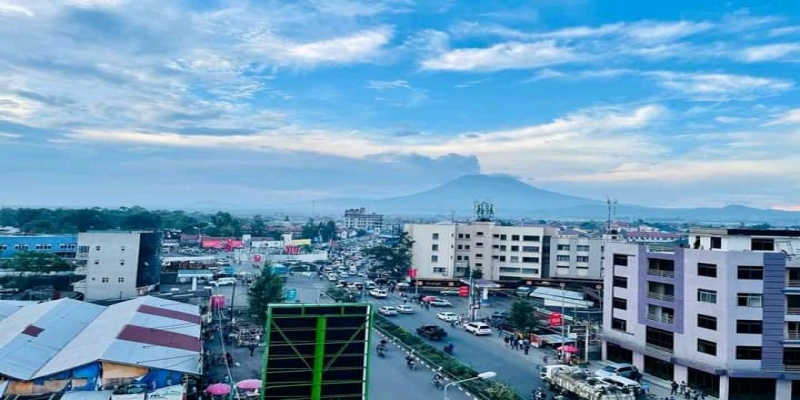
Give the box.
[405,223,456,279]
[80,232,141,301]
[0,235,78,258]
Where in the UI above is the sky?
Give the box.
[1,0,800,211]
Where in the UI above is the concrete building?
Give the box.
[343,208,383,231]
[600,228,800,400]
[404,221,604,282]
[0,235,78,259]
[73,231,161,302]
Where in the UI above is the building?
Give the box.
[0,296,200,396]
[624,230,684,244]
[0,235,78,259]
[600,228,800,400]
[73,231,161,302]
[404,221,604,282]
[344,208,383,231]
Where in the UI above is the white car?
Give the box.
[464,322,492,336]
[396,304,415,314]
[429,299,452,307]
[436,311,458,322]
[369,288,389,298]
[339,271,349,278]
[378,306,398,316]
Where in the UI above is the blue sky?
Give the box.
[1,0,799,210]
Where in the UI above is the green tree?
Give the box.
[361,232,413,278]
[483,382,520,400]
[300,219,318,240]
[251,215,266,236]
[508,299,537,333]
[5,252,74,276]
[248,264,286,324]
[470,268,484,280]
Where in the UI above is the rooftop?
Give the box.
[690,228,800,237]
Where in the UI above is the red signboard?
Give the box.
[253,254,262,262]
[550,312,562,327]
[458,286,469,297]
[409,268,417,278]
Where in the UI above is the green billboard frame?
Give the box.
[260,303,373,400]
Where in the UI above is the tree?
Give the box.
[508,299,537,333]
[483,382,519,400]
[300,219,318,240]
[470,268,484,280]
[361,233,413,278]
[251,215,266,236]
[247,264,286,325]
[5,252,74,276]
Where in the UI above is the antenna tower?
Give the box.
[606,197,618,233]
[474,201,495,222]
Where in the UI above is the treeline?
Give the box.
[0,207,311,238]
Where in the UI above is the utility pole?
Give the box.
[229,282,237,322]
[560,282,566,359]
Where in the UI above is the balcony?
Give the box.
[647,268,675,278]
[789,308,800,315]
[786,365,800,373]
[645,343,674,355]
[788,280,800,288]
[76,252,89,260]
[786,332,800,340]
[647,313,674,324]
[647,292,675,302]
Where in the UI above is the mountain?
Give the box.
[307,174,800,223]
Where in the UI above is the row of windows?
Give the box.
[491,244,541,252]
[557,255,590,262]
[433,232,542,242]
[696,340,762,360]
[556,244,592,251]
[94,260,127,266]
[697,289,763,307]
[0,243,78,251]
[96,277,125,283]
[695,315,761,333]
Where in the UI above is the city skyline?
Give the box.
[0,1,799,209]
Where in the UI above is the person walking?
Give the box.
[225,352,233,367]
[543,355,549,364]
[671,381,679,395]
[679,381,686,395]
[248,343,256,357]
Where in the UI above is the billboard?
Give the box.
[262,304,372,400]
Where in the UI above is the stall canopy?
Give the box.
[61,390,113,400]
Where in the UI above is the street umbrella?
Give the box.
[557,345,579,353]
[206,383,232,395]
[235,380,262,390]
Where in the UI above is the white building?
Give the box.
[73,231,161,302]
[343,208,383,231]
[404,221,604,282]
[601,228,800,400]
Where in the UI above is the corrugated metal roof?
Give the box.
[533,287,586,301]
[0,299,105,380]
[0,301,37,322]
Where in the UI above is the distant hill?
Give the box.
[306,174,800,223]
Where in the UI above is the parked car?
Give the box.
[396,304,415,314]
[378,306,398,316]
[429,299,452,307]
[463,322,492,336]
[491,311,511,320]
[594,363,642,380]
[416,325,448,340]
[369,288,389,298]
[212,277,237,286]
[436,311,458,321]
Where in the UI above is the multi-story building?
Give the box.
[0,235,78,258]
[601,228,800,400]
[405,221,604,281]
[73,231,161,302]
[343,208,383,231]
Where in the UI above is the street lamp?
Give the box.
[560,282,566,361]
[443,371,497,400]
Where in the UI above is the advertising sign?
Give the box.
[550,312,562,327]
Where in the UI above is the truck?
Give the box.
[540,365,637,400]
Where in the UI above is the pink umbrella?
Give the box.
[235,380,262,390]
[206,383,232,395]
[558,345,579,353]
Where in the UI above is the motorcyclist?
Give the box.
[443,343,454,354]
[432,372,444,388]
[405,355,415,368]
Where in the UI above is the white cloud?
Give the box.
[0,94,41,124]
[768,109,800,125]
[366,80,410,89]
[65,0,124,7]
[0,133,21,138]
[281,26,394,66]
[739,43,800,62]
[770,26,800,37]
[624,20,714,42]
[0,2,34,17]
[644,71,794,101]
[421,41,580,72]
[526,68,566,82]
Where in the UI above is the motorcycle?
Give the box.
[406,358,417,370]
[431,377,443,389]
[377,345,387,358]
[443,343,454,355]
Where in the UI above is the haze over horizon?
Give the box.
[1,1,799,210]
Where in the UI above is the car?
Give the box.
[429,299,453,307]
[395,304,414,314]
[491,311,511,320]
[369,288,389,298]
[422,295,440,302]
[594,363,641,380]
[463,322,492,336]
[378,306,398,316]
[339,271,349,278]
[440,289,460,296]
[416,325,448,341]
[436,311,458,322]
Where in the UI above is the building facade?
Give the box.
[405,221,604,282]
[601,229,800,400]
[0,235,78,258]
[73,231,161,302]
[343,208,383,231]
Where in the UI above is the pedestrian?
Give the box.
[504,336,510,347]
[450,320,456,328]
[543,355,549,364]
[679,381,686,395]
[248,343,256,357]
[524,344,530,355]
[225,352,233,367]
[683,388,691,400]
[671,381,678,395]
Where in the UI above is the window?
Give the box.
[645,326,674,352]
[476,232,484,237]
[557,244,571,251]
[613,254,629,266]
[710,237,722,249]
[78,245,89,253]
[500,234,507,240]
[697,314,718,331]
[698,263,717,277]
[101,277,109,283]
[557,255,570,262]
[736,346,762,360]
[476,242,484,248]
[751,238,774,251]
[522,257,539,263]
[95,246,101,251]
[612,297,628,310]
[510,256,519,263]
[430,255,439,262]
[737,293,763,307]
[737,265,764,280]
[499,245,507,251]
[611,318,627,331]
[511,245,520,251]
[431,244,439,251]
[475,253,484,259]
[576,256,589,262]
[613,276,628,288]
[697,289,717,304]
[118,277,125,283]
[522,246,539,252]
[120,246,125,251]
[522,235,540,242]
[577,245,590,252]
[465,234,471,239]
[521,268,539,275]
[474,263,482,267]
[736,320,763,334]
[0,245,5,250]
[432,233,439,240]
[13,244,21,250]
[94,259,100,265]
[120,260,125,266]
[697,339,717,356]
[433,267,446,273]
[498,256,506,261]
[511,235,520,241]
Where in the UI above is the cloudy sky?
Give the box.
[1,0,799,210]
